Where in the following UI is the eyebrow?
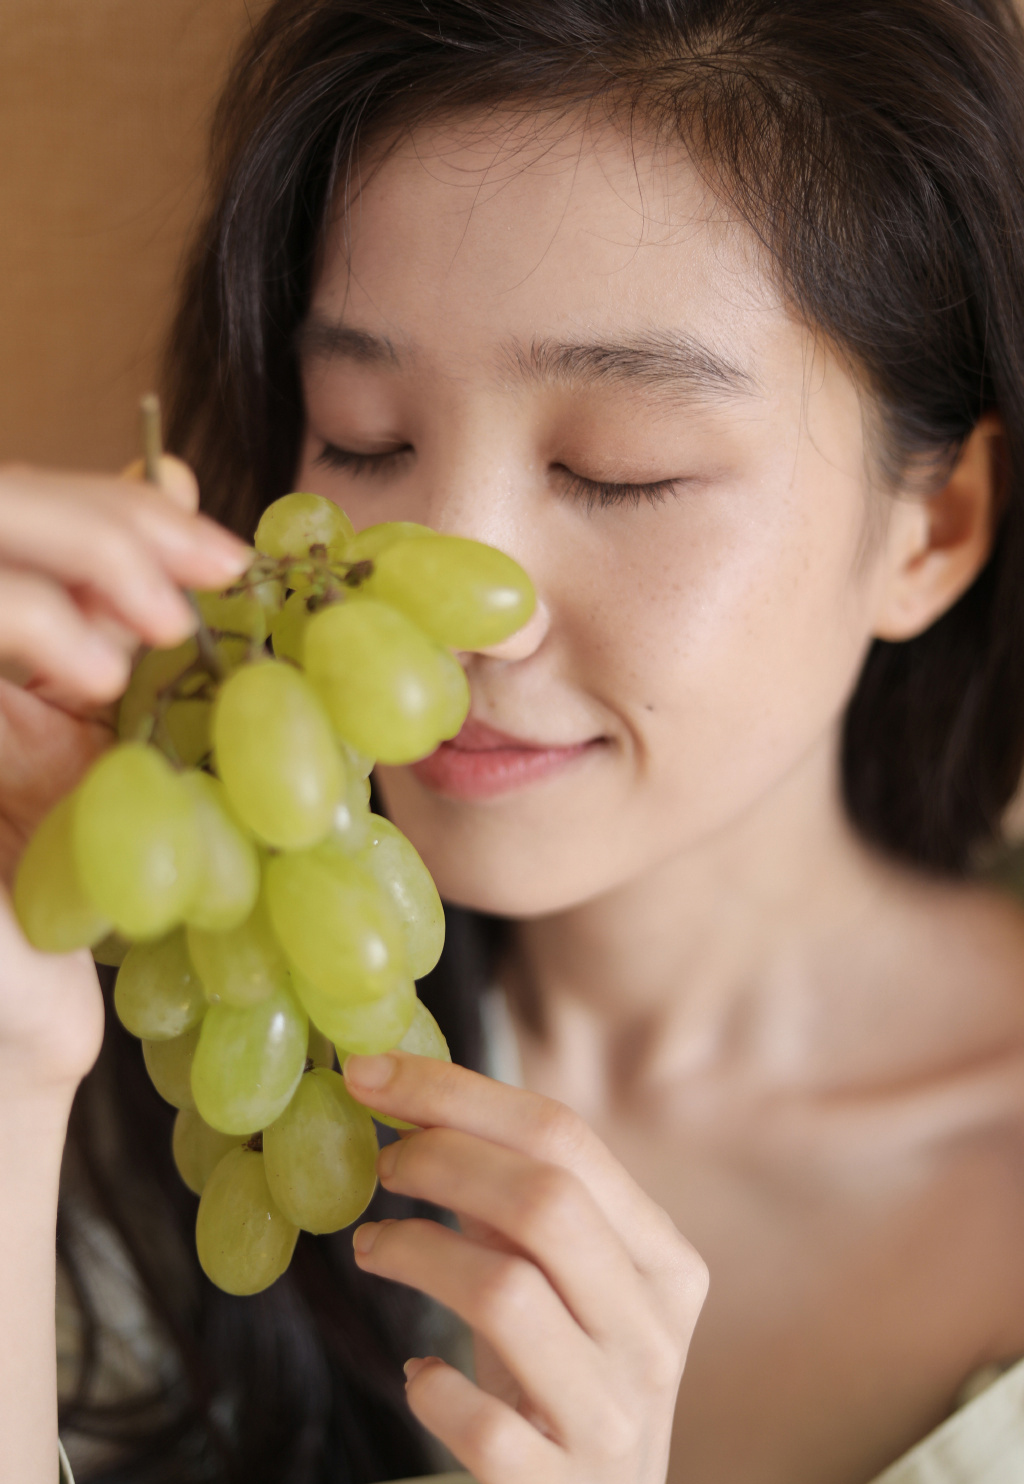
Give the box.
[299,316,756,400]
[503,332,757,401]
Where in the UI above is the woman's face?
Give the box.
[296,114,892,917]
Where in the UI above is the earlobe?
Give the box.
[872,411,1004,642]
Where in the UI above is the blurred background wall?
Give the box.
[0,0,264,472]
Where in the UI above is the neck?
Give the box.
[505,735,887,1103]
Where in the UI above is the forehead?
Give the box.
[313,110,792,375]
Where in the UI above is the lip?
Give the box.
[409,718,597,800]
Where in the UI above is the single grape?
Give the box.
[264,847,407,1003]
[345,521,434,562]
[180,772,260,933]
[172,1108,241,1195]
[187,895,290,1008]
[365,534,535,649]
[162,698,212,768]
[92,932,131,968]
[339,742,374,781]
[359,816,445,979]
[254,492,354,562]
[364,999,452,1130]
[191,983,308,1135]
[307,1024,336,1070]
[263,1068,378,1233]
[324,772,374,855]
[196,587,273,646]
[117,639,200,744]
[73,744,200,940]
[269,590,315,665]
[114,929,206,1041]
[14,794,111,953]
[212,661,343,850]
[142,1024,201,1110]
[195,1146,298,1296]
[303,599,470,763]
[294,971,416,1055]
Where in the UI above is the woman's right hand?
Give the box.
[0,458,249,1093]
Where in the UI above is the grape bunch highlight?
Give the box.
[14,493,535,1295]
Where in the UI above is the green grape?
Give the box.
[191,983,308,1135]
[162,698,212,767]
[340,742,374,781]
[365,534,535,650]
[180,772,260,933]
[254,492,354,562]
[368,999,452,1130]
[92,932,130,968]
[303,599,470,764]
[142,1024,200,1109]
[264,847,407,1003]
[307,1024,336,1070]
[263,1068,378,1233]
[118,639,200,744]
[14,794,111,953]
[294,971,416,1055]
[346,521,434,562]
[323,773,374,855]
[269,590,315,664]
[212,661,343,850]
[196,586,274,645]
[196,1145,298,1295]
[187,896,290,1008]
[73,744,200,940]
[114,929,206,1040]
[360,817,445,979]
[172,1108,241,1195]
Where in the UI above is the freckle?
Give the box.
[645,703,655,712]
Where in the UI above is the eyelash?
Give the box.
[315,443,413,477]
[316,442,678,509]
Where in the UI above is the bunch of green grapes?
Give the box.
[14,493,534,1296]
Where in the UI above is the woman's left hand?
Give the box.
[343,1051,708,1484]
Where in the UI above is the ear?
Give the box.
[872,412,1005,642]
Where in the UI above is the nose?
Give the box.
[460,596,551,662]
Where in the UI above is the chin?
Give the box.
[375,767,630,919]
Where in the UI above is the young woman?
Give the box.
[5,1,1024,1481]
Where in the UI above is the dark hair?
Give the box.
[62,1,1024,1479]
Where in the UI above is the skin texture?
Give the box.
[0,111,1020,1484]
[291,114,1024,1483]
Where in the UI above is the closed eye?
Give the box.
[315,441,413,477]
[556,466,682,512]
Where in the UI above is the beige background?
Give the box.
[0,0,263,473]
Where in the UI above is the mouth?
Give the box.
[408,717,599,800]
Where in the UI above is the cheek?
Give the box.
[378,489,878,919]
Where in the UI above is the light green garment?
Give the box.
[870,1358,1024,1484]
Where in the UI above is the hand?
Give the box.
[344,1052,708,1484]
[0,458,249,880]
[0,457,249,1092]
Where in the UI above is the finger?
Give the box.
[356,1217,604,1447]
[121,455,200,513]
[0,469,248,636]
[403,1356,563,1484]
[344,1053,694,1293]
[373,1125,662,1356]
[0,571,130,702]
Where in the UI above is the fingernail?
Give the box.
[345,1054,396,1091]
[404,1357,435,1382]
[377,1140,399,1179]
[353,1222,380,1256]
